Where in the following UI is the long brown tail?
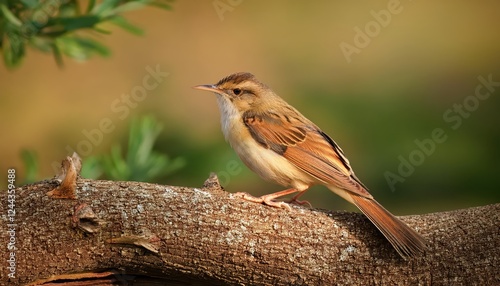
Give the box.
[350,194,426,259]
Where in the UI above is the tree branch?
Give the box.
[1,173,498,285]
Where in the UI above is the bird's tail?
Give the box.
[350,194,427,259]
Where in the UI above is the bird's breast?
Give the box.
[215,96,312,190]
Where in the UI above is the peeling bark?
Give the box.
[1,174,498,285]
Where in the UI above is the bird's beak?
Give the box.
[193,84,219,93]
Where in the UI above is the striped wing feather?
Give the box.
[243,111,371,198]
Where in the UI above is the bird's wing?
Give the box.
[243,111,372,199]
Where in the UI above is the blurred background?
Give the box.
[1,1,499,214]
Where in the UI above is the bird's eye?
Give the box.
[233,88,242,95]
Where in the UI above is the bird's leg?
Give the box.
[287,190,312,208]
[233,188,299,210]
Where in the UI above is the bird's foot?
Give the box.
[233,188,299,211]
[286,190,312,208]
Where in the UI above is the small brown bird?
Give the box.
[194,72,426,259]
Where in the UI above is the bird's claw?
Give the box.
[287,198,312,208]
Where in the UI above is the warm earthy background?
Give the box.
[1,1,499,213]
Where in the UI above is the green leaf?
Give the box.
[51,41,64,67]
[20,149,39,184]
[124,115,185,181]
[3,31,25,68]
[91,0,120,16]
[102,144,129,180]
[0,4,23,27]
[56,36,111,60]
[82,115,184,182]
[143,0,174,10]
[29,36,53,52]
[46,15,103,33]
[109,15,143,35]
[110,2,148,15]
[81,155,103,179]
[85,0,96,14]
[91,25,112,35]
[59,0,81,17]
[130,115,163,166]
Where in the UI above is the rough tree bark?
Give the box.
[1,170,499,285]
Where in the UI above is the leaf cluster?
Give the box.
[0,0,172,68]
[82,115,185,181]
[21,115,184,184]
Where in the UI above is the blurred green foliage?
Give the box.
[21,115,185,183]
[84,115,185,181]
[19,149,38,185]
[0,0,173,68]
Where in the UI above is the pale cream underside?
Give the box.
[216,94,314,191]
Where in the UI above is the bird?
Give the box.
[193,72,426,259]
